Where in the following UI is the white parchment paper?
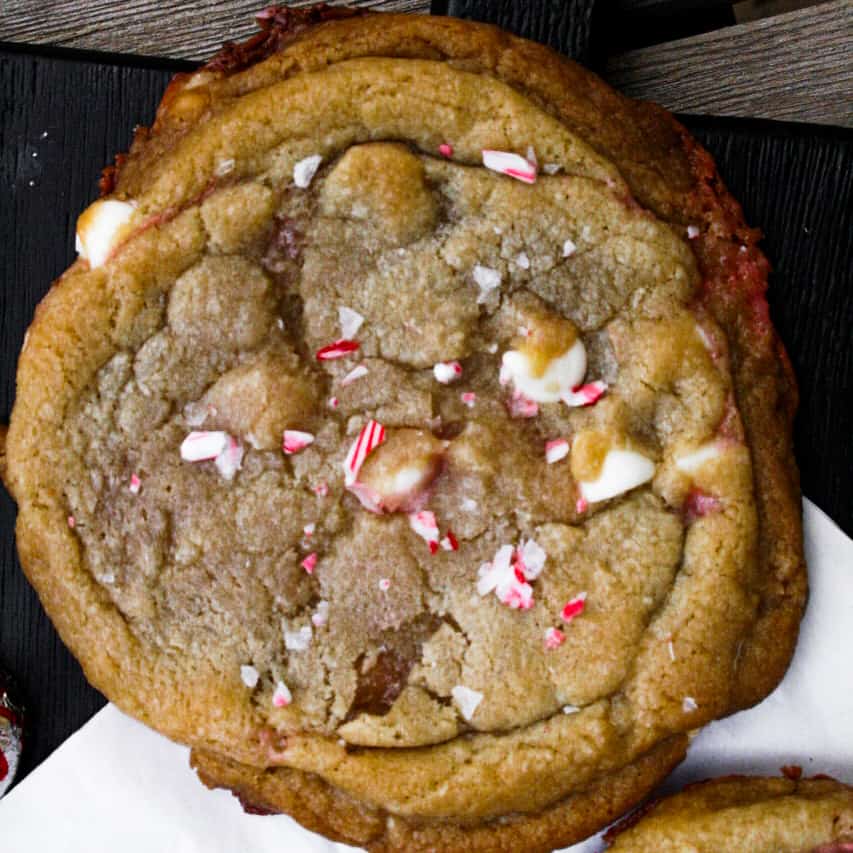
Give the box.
[2,499,851,853]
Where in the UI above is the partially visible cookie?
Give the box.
[605,776,853,852]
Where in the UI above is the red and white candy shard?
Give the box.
[284,625,313,652]
[451,685,483,722]
[433,361,463,384]
[240,664,259,689]
[561,380,608,408]
[180,430,229,462]
[685,488,723,520]
[482,149,538,184]
[440,530,459,551]
[378,578,391,591]
[545,438,569,464]
[461,391,476,408]
[438,142,453,157]
[544,627,566,649]
[303,522,315,538]
[343,419,386,486]
[409,510,440,553]
[341,364,368,386]
[75,198,137,268]
[508,391,539,419]
[501,339,587,403]
[129,473,141,494]
[313,481,329,497]
[328,396,339,409]
[576,496,588,514]
[687,225,700,239]
[578,448,656,503]
[283,430,315,455]
[316,339,360,361]
[472,264,501,303]
[477,539,546,610]
[338,305,364,339]
[214,436,244,481]
[561,592,588,623]
[272,681,293,708]
[293,154,322,188]
[301,552,318,574]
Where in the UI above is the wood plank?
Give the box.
[604,1,853,127]
[0,0,429,62]
[447,0,597,61]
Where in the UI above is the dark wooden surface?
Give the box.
[0,12,851,789]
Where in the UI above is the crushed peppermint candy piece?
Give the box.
[460,391,477,408]
[433,361,463,384]
[303,522,316,538]
[440,530,459,551]
[343,419,386,486]
[451,685,483,721]
[328,396,339,409]
[576,496,589,514]
[67,515,76,529]
[409,510,440,553]
[284,625,313,651]
[301,552,318,574]
[293,154,322,188]
[687,225,700,239]
[129,473,141,494]
[508,390,539,419]
[438,142,454,157]
[341,364,368,386]
[682,696,699,713]
[338,306,364,339]
[482,149,537,184]
[515,251,530,270]
[313,481,329,497]
[561,380,607,408]
[526,145,538,166]
[316,339,359,361]
[378,578,391,591]
[685,488,723,521]
[214,436,244,480]
[561,592,588,623]
[545,438,570,464]
[283,430,315,455]
[311,600,330,627]
[180,430,229,462]
[544,627,566,650]
[472,264,501,303]
[478,539,546,610]
[562,238,577,257]
[240,665,259,689]
[272,680,293,707]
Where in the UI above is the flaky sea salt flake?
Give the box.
[683,696,699,713]
[341,364,368,386]
[338,306,365,339]
[293,154,322,188]
[472,264,501,303]
[284,625,313,651]
[451,685,483,721]
[240,665,259,689]
[562,238,577,257]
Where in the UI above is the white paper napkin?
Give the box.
[3,499,851,853]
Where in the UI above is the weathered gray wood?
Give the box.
[605,1,853,127]
[0,0,429,62]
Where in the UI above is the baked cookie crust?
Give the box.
[2,7,805,851]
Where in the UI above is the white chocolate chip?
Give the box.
[472,264,501,303]
[579,449,656,503]
[284,625,313,651]
[75,198,137,268]
[675,442,721,473]
[501,339,586,403]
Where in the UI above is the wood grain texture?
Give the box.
[0,0,429,62]
[604,1,853,127]
[446,0,597,60]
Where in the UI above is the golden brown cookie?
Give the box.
[2,7,805,852]
[604,775,853,852]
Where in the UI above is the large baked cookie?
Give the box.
[2,6,805,851]
[604,775,853,851]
